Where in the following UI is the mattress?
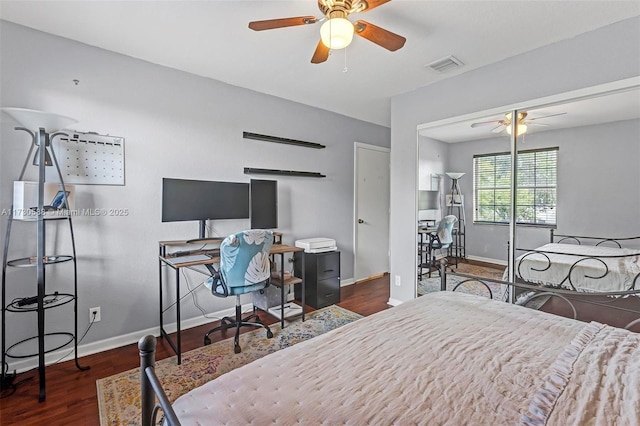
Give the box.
[508,243,640,292]
[168,291,640,425]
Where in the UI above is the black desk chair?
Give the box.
[422,215,458,277]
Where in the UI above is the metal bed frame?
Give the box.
[510,230,640,292]
[437,268,640,331]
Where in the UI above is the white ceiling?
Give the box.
[1,1,639,127]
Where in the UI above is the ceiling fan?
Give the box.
[248,0,406,64]
[470,111,567,135]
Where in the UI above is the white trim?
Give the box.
[5,303,250,374]
[414,129,420,299]
[464,255,507,267]
[341,278,355,287]
[417,76,640,133]
[387,298,403,307]
[354,142,391,153]
[353,142,391,283]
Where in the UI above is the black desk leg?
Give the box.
[280,253,285,329]
[175,267,181,365]
[301,254,305,322]
[159,263,182,365]
[158,259,163,339]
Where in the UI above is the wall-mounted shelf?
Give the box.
[244,168,326,178]
[243,132,326,149]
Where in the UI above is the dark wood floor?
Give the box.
[0,275,390,426]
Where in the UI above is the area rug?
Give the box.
[96,305,362,426]
[418,263,549,308]
[419,273,508,301]
[419,263,507,301]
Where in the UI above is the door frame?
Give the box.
[353,142,391,283]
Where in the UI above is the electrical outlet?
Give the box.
[90,307,101,322]
[395,275,401,287]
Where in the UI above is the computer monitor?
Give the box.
[162,178,249,237]
[250,179,278,230]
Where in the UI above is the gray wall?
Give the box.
[389,16,640,303]
[0,21,390,364]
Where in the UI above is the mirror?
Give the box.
[416,81,640,297]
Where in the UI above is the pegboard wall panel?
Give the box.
[53,131,125,185]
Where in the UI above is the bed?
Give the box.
[507,231,640,292]
[139,287,640,425]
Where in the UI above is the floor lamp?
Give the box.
[445,172,466,263]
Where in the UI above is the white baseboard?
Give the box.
[5,303,252,374]
[341,278,355,287]
[387,298,403,307]
[465,255,507,266]
[6,277,384,373]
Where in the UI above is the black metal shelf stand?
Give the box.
[447,176,466,266]
[1,126,89,402]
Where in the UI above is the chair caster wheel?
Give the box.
[234,344,241,354]
[267,330,273,338]
[204,336,211,346]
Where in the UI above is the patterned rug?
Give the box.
[418,263,550,309]
[96,305,362,426]
[418,262,507,301]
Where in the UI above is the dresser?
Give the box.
[294,251,340,309]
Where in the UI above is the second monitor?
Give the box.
[250,179,277,230]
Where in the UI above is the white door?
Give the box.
[354,143,390,281]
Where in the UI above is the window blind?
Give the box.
[473,147,558,225]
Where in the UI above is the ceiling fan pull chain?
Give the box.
[343,47,349,73]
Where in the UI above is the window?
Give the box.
[473,147,557,226]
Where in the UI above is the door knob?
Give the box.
[358,219,364,224]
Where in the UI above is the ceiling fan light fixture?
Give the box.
[505,111,527,122]
[506,123,528,136]
[320,17,354,49]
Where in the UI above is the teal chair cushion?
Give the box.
[433,215,457,249]
[208,230,274,296]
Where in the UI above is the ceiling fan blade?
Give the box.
[249,16,318,31]
[359,0,393,12]
[491,124,507,133]
[311,39,330,64]
[471,120,501,128]
[527,112,567,121]
[354,20,406,51]
[527,122,549,127]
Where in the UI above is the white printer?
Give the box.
[294,237,337,253]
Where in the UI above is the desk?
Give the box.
[158,238,304,364]
[418,227,437,279]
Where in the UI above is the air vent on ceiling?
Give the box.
[426,55,464,73]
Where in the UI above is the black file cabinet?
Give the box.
[294,251,340,309]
